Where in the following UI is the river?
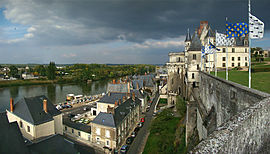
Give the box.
[0,79,111,112]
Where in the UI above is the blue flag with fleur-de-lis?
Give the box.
[226,22,248,38]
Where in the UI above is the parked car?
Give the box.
[126,137,134,145]
[134,127,140,133]
[66,105,72,108]
[140,117,145,123]
[131,131,136,138]
[83,107,89,111]
[68,114,75,118]
[146,107,150,112]
[120,145,129,154]
[137,122,143,128]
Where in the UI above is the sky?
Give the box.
[0,0,269,64]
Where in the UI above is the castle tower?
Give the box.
[185,28,192,52]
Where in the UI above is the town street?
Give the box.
[127,93,159,154]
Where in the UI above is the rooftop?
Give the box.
[8,95,61,125]
[0,112,30,154]
[92,97,141,128]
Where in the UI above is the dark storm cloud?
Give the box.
[3,0,269,45]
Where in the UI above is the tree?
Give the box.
[47,62,56,80]
[9,65,18,77]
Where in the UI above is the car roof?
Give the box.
[121,145,128,148]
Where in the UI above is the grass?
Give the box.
[143,97,187,154]
[143,109,180,154]
[159,98,167,104]
[211,70,270,94]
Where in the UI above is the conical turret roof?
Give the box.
[185,28,192,42]
[188,31,201,51]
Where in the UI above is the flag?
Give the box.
[216,32,235,46]
[249,13,264,39]
[202,46,206,58]
[226,22,248,38]
[209,41,220,51]
[202,42,218,55]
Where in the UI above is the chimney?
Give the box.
[123,96,126,102]
[113,79,116,84]
[127,92,130,98]
[108,92,111,96]
[132,92,135,101]
[118,99,121,105]
[117,80,120,84]
[10,98,14,112]
[43,99,48,113]
[145,72,147,75]
[114,101,118,107]
[127,82,130,93]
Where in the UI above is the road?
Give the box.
[127,93,159,154]
[60,103,96,116]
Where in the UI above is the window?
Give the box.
[222,57,226,61]
[192,73,195,79]
[177,57,180,62]
[27,126,30,132]
[88,135,91,141]
[238,63,240,66]
[20,121,23,128]
[106,130,110,138]
[245,62,248,66]
[78,131,81,136]
[197,64,199,70]
[65,126,67,131]
[72,129,74,134]
[245,48,247,53]
[232,57,235,61]
[223,48,225,53]
[222,63,226,67]
[193,54,196,60]
[96,137,100,144]
[245,57,247,61]
[232,63,235,67]
[106,140,110,146]
[96,128,101,135]
[232,48,235,53]
[238,57,240,61]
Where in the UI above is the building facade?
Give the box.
[6,96,63,141]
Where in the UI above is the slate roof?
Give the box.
[107,83,129,93]
[8,95,61,125]
[188,31,202,51]
[97,92,127,104]
[137,75,155,87]
[206,28,215,38]
[185,29,192,42]
[63,117,91,132]
[132,80,144,89]
[0,112,30,154]
[92,97,141,128]
[91,112,115,128]
[235,36,248,46]
[130,89,145,99]
[114,97,141,127]
[28,135,83,154]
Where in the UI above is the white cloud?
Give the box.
[133,35,185,49]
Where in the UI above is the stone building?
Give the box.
[90,95,141,151]
[6,95,63,141]
[167,21,249,104]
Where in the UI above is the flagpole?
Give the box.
[248,0,252,88]
[226,17,229,80]
[215,30,218,77]
[208,38,211,74]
